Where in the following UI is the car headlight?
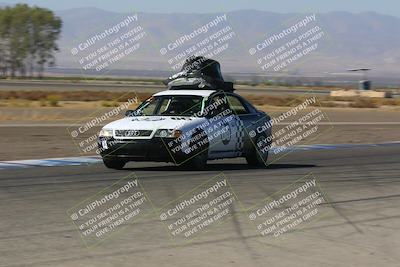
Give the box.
[99,129,113,137]
[154,129,182,138]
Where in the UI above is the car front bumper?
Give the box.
[98,137,185,163]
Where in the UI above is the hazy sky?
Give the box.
[1,0,399,17]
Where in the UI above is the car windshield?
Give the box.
[133,95,204,116]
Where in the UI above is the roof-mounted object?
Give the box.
[163,56,234,92]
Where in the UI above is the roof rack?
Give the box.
[163,56,235,92]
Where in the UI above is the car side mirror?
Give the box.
[125,110,136,117]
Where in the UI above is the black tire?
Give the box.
[246,134,271,168]
[102,158,126,170]
[182,129,208,170]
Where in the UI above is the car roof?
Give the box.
[153,90,216,97]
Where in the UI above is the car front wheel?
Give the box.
[182,129,208,170]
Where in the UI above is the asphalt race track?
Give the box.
[1,146,400,267]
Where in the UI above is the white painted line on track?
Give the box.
[0,141,399,170]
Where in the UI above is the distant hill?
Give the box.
[51,8,400,76]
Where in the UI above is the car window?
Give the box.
[139,97,158,116]
[135,96,203,116]
[159,96,202,116]
[227,95,249,115]
[158,98,171,114]
[207,94,231,117]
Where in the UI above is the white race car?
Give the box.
[98,56,272,170]
[98,89,272,169]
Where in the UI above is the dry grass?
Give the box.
[46,95,60,107]
[349,98,378,108]
[101,101,120,107]
[331,96,400,108]
[0,90,152,102]
[244,94,400,109]
[244,95,306,107]
[0,90,399,109]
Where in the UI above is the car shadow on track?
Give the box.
[123,163,316,172]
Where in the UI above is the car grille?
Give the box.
[115,130,152,137]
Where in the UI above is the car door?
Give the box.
[225,93,266,156]
[205,93,239,159]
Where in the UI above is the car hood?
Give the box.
[103,116,201,130]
